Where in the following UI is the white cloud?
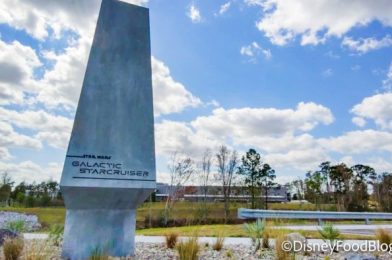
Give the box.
[0,0,203,171]
[0,160,62,184]
[187,4,202,23]
[192,102,333,138]
[319,129,392,154]
[244,0,264,6]
[352,116,366,127]
[0,121,42,159]
[152,57,202,116]
[324,51,340,59]
[218,2,231,15]
[36,43,201,114]
[265,148,329,170]
[322,68,333,77]
[383,62,392,91]
[0,2,201,113]
[351,65,361,71]
[0,40,41,105]
[364,157,392,173]
[246,0,392,46]
[155,120,220,157]
[0,0,147,41]
[342,35,392,54]
[0,107,73,149]
[155,102,334,171]
[36,39,90,110]
[240,42,272,61]
[351,92,392,130]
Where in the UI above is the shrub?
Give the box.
[165,232,179,249]
[89,246,109,260]
[5,220,25,234]
[243,218,265,252]
[318,223,340,246]
[262,228,270,249]
[212,234,224,251]
[226,249,233,258]
[176,237,199,260]
[48,224,64,246]
[376,228,392,245]
[23,241,56,260]
[3,237,24,260]
[275,233,290,260]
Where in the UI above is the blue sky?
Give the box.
[0,0,392,184]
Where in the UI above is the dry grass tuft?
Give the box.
[275,233,291,260]
[262,228,270,249]
[375,228,392,245]
[212,234,224,251]
[23,240,56,260]
[3,237,24,260]
[165,232,179,249]
[176,236,199,260]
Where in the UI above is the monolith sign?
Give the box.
[60,0,156,258]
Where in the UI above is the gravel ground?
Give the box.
[2,240,390,260]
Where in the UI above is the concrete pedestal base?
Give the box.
[61,209,136,260]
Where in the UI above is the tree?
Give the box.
[259,163,276,210]
[373,172,392,212]
[199,149,212,203]
[304,171,325,209]
[196,149,213,222]
[0,172,14,206]
[164,153,195,225]
[238,149,263,209]
[329,163,353,211]
[349,164,376,211]
[291,178,305,200]
[215,145,239,223]
[318,162,331,193]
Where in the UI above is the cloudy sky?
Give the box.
[1,0,392,184]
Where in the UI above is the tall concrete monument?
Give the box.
[60,0,156,259]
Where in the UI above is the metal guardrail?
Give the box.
[238,208,392,225]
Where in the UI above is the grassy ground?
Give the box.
[135,224,375,240]
[0,202,386,233]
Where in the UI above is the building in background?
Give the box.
[155,183,290,203]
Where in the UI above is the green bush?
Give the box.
[5,220,25,234]
[243,218,265,252]
[318,223,340,248]
[88,246,109,260]
[48,224,64,246]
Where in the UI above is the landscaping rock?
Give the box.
[285,232,307,253]
[0,228,18,246]
[344,253,378,260]
[0,211,41,231]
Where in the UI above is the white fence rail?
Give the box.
[238,208,392,225]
